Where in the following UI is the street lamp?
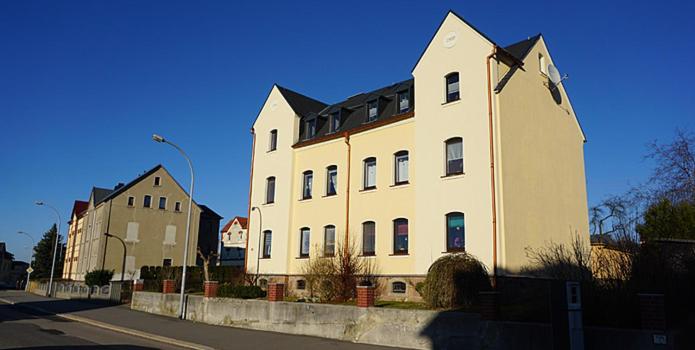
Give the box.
[104,233,127,282]
[251,206,263,284]
[17,231,36,291]
[152,133,194,319]
[35,201,61,297]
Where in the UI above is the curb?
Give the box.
[0,296,214,350]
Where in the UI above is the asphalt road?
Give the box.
[0,299,185,350]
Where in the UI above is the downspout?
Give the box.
[67,217,77,279]
[243,128,256,275]
[100,199,113,270]
[486,47,499,285]
[343,132,351,255]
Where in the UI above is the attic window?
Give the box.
[445,73,460,103]
[329,112,341,133]
[154,176,161,186]
[397,90,410,113]
[305,119,317,139]
[366,100,378,122]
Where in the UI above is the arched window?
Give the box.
[269,129,278,151]
[265,176,276,204]
[363,157,377,190]
[445,137,463,176]
[326,165,338,196]
[393,218,408,255]
[362,221,376,256]
[296,279,306,290]
[446,212,465,252]
[445,72,460,102]
[262,230,272,258]
[302,170,313,199]
[300,227,311,258]
[392,281,406,294]
[394,150,409,185]
[324,225,336,257]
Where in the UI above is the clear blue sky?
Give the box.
[1,1,694,263]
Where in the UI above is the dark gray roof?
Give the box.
[295,78,414,143]
[199,204,223,220]
[98,165,163,204]
[276,86,328,118]
[504,34,541,61]
[92,187,114,205]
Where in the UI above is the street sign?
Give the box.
[26,267,34,274]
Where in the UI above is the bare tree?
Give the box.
[647,128,695,203]
[196,247,218,282]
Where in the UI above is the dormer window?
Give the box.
[397,90,410,113]
[329,112,341,133]
[304,119,317,139]
[366,100,378,122]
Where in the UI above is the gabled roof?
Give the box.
[98,164,164,204]
[504,34,541,61]
[221,216,248,233]
[199,205,223,220]
[71,200,89,217]
[276,85,328,118]
[92,187,114,205]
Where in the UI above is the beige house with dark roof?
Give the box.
[245,11,589,300]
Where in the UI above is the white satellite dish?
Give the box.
[547,64,563,85]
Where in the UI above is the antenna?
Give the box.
[547,64,568,90]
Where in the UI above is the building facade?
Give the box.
[66,164,221,281]
[245,11,589,300]
[62,200,88,280]
[219,216,248,266]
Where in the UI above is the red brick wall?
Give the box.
[357,286,375,307]
[268,283,285,302]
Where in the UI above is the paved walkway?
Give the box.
[0,290,399,350]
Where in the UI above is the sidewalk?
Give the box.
[0,290,397,350]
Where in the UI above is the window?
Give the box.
[158,197,167,210]
[397,90,410,113]
[126,222,139,242]
[174,202,181,212]
[446,212,465,252]
[392,281,406,294]
[393,218,408,254]
[266,177,276,204]
[302,171,313,199]
[296,280,306,290]
[127,196,135,207]
[445,73,460,103]
[154,176,161,186]
[305,119,317,139]
[164,225,176,245]
[362,221,376,256]
[324,225,336,257]
[539,53,547,75]
[394,151,409,185]
[366,100,378,122]
[162,258,172,266]
[445,137,464,175]
[300,228,310,257]
[269,129,278,151]
[326,166,337,196]
[143,195,152,208]
[262,230,272,258]
[329,112,341,133]
[363,157,377,190]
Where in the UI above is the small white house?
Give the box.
[219,216,247,267]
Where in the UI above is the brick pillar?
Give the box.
[268,283,285,302]
[162,279,176,294]
[133,280,144,292]
[204,281,219,298]
[357,286,375,307]
[638,293,666,330]
[479,291,499,320]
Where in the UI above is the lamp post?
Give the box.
[251,206,263,284]
[17,231,36,291]
[152,133,194,319]
[104,233,127,282]
[35,201,61,297]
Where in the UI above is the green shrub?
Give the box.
[423,253,491,309]
[84,269,114,287]
[414,281,426,298]
[218,284,266,299]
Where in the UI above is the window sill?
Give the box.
[124,239,140,244]
[441,99,461,107]
[441,172,465,180]
[442,250,466,254]
[266,149,277,153]
[298,197,313,202]
[390,182,410,188]
[259,256,271,260]
[322,194,338,198]
[262,202,275,207]
[296,256,309,259]
[359,187,377,193]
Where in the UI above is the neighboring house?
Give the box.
[0,243,13,288]
[63,200,88,280]
[68,164,222,281]
[219,216,247,266]
[245,11,589,300]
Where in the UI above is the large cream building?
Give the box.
[245,11,589,299]
[64,164,221,281]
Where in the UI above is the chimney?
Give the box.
[114,182,125,190]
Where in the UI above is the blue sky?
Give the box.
[1,1,694,262]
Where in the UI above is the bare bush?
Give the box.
[523,233,593,281]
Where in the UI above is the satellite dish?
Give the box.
[547,64,563,85]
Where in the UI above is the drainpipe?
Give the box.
[101,199,114,270]
[343,132,351,255]
[243,128,256,276]
[486,47,499,285]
